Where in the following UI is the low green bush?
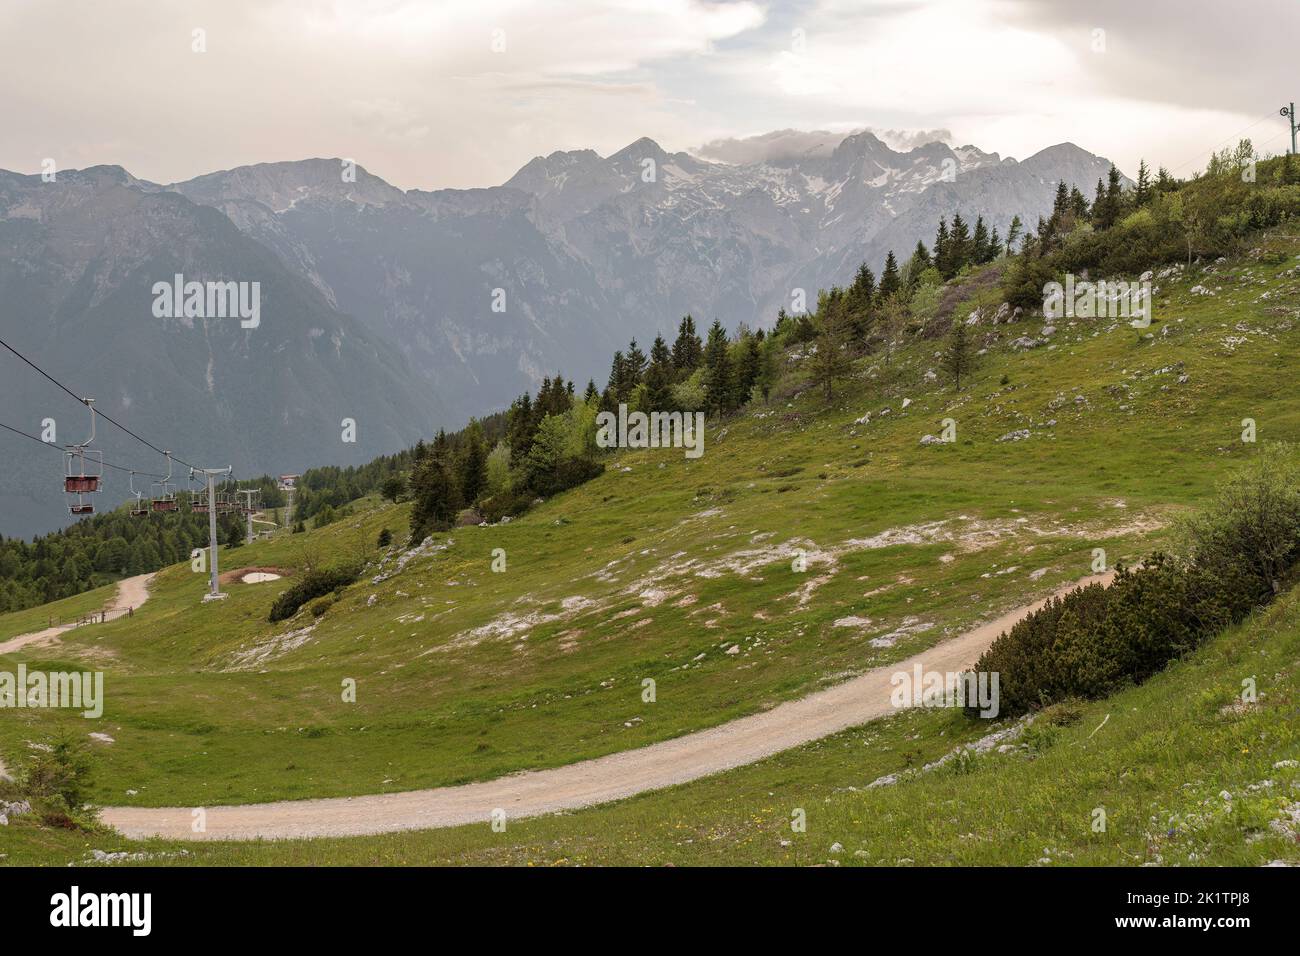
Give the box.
[971,446,1298,717]
[268,565,358,622]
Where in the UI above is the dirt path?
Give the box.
[102,572,1111,842]
[0,572,155,656]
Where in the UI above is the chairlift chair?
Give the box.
[129,472,149,517]
[64,400,102,517]
[150,452,178,512]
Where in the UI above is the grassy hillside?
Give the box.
[3,224,1300,865]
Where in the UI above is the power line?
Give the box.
[0,418,166,478]
[1166,112,1285,176]
[0,335,201,471]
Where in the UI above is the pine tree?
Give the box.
[671,315,703,373]
[734,334,761,404]
[458,420,488,505]
[1134,159,1151,206]
[947,215,970,276]
[702,320,734,413]
[1069,186,1089,222]
[583,379,598,402]
[879,250,901,299]
[624,339,648,386]
[644,335,674,411]
[606,350,627,403]
[506,394,536,468]
[1005,215,1022,255]
[809,307,852,400]
[905,240,932,289]
[409,454,462,542]
[879,293,908,366]
[972,216,990,264]
[848,262,876,315]
[934,218,950,278]
[944,319,974,391]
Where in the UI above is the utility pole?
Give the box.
[1282,103,1297,155]
[192,466,232,602]
[238,488,259,544]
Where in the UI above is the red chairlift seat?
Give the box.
[152,497,178,513]
[65,474,101,493]
[70,503,95,515]
[130,504,149,517]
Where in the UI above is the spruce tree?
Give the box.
[906,240,932,288]
[878,250,901,299]
[809,308,852,400]
[947,215,971,276]
[702,320,734,413]
[458,420,488,505]
[624,339,648,386]
[972,216,990,264]
[671,315,703,373]
[1005,215,1022,255]
[944,319,974,391]
[734,334,761,405]
[934,218,950,278]
[1134,159,1151,206]
[644,335,674,411]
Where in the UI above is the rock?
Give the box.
[994,302,1011,323]
[919,434,943,446]
[725,644,740,655]
[1040,325,1056,337]
[366,594,377,607]
[88,732,115,744]
[1010,336,1044,350]
[454,508,484,527]
[829,842,844,854]
[997,429,1031,442]
[923,369,937,381]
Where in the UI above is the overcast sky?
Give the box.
[2,0,1293,189]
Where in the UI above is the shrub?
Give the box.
[972,448,1300,717]
[1178,443,1300,595]
[478,488,534,524]
[19,736,95,828]
[377,528,392,548]
[268,565,358,622]
[309,597,335,618]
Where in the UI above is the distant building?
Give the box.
[278,474,300,490]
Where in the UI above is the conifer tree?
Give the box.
[457,420,488,505]
[1005,215,1022,255]
[702,320,734,413]
[878,250,901,299]
[671,315,703,373]
[944,319,974,391]
[906,240,932,288]
[972,216,990,264]
[809,307,852,400]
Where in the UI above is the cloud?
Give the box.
[693,128,857,164]
[693,126,956,164]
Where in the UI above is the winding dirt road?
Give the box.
[0,572,155,656]
[102,572,1111,842]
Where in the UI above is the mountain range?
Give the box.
[0,132,1121,536]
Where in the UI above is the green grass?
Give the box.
[0,584,118,643]
[2,230,1300,864]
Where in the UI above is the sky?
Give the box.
[1,0,1294,190]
